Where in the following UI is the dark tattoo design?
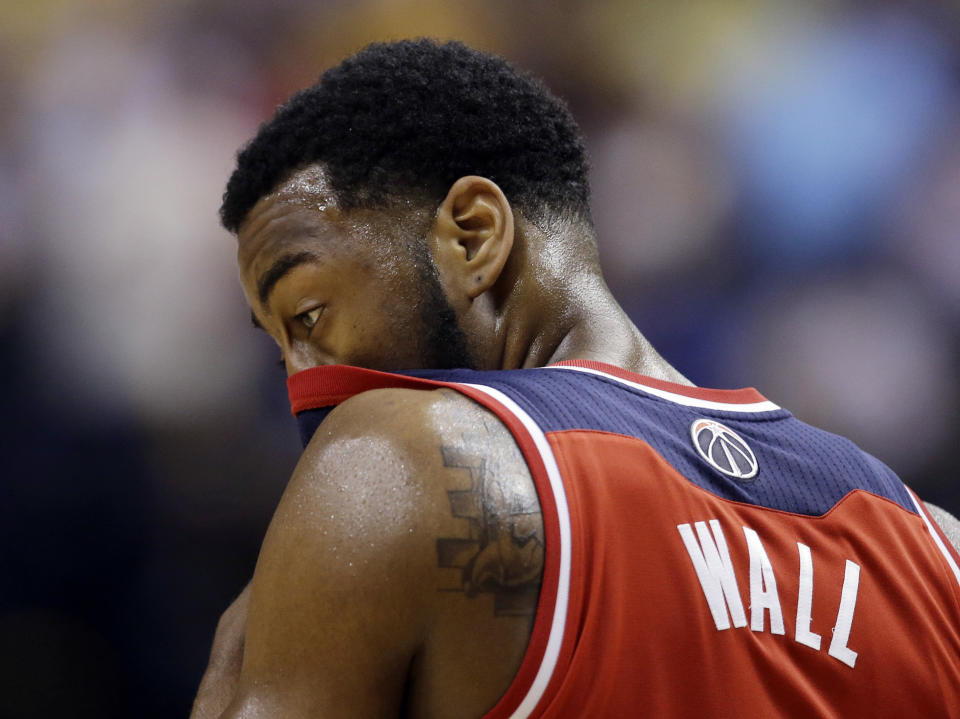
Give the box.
[436,418,544,616]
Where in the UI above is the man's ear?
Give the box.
[431,176,515,300]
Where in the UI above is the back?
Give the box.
[288,360,960,718]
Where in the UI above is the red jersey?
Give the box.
[287,360,960,718]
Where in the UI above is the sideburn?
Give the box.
[405,238,477,371]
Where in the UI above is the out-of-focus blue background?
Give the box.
[2,1,958,715]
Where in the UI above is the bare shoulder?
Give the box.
[209,386,543,718]
[280,386,458,527]
[283,385,538,550]
[293,385,544,614]
[924,501,960,556]
[347,387,544,717]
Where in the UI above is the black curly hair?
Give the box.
[220,38,591,232]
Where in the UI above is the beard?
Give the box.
[406,239,477,371]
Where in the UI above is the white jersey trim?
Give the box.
[463,383,572,719]
[549,365,782,413]
[908,489,960,590]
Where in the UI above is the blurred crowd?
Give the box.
[2,0,958,715]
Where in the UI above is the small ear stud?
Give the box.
[476,275,483,283]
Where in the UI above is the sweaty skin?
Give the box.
[193,388,540,718]
[192,168,960,719]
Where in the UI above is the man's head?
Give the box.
[226,39,596,374]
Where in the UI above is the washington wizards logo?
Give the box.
[690,419,759,480]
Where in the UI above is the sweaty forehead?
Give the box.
[237,167,346,263]
[274,164,341,207]
[240,165,342,236]
[236,163,433,288]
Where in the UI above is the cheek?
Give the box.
[340,287,425,370]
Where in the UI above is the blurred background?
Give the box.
[2,0,958,715]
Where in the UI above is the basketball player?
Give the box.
[191,40,960,718]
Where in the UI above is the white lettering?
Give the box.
[828,560,861,668]
[795,542,822,650]
[677,521,747,630]
[679,519,862,668]
[743,527,785,634]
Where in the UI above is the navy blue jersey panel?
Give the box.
[297,406,335,447]
[402,367,915,516]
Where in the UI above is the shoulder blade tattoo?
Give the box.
[435,415,545,616]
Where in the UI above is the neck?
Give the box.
[498,273,692,386]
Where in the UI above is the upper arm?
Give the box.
[924,501,960,556]
[191,584,251,719]
[220,389,449,718]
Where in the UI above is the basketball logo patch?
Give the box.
[690,419,759,480]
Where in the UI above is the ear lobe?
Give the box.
[433,175,515,299]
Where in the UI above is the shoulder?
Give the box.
[288,386,510,516]
[229,385,541,715]
[232,388,488,713]
[256,384,539,615]
[302,385,487,459]
[293,385,528,503]
[265,386,480,576]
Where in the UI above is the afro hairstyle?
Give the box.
[220,38,591,232]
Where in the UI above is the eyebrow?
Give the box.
[256,251,323,307]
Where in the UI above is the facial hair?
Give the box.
[406,240,476,371]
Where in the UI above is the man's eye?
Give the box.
[298,306,323,330]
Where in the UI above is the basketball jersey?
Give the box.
[286,359,960,718]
